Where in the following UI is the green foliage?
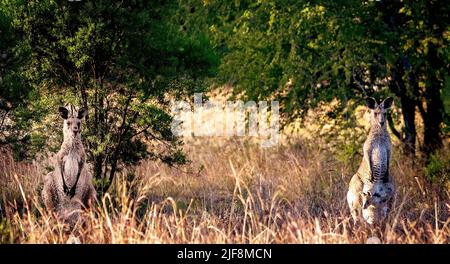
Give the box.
[1,0,449,195]
[184,0,449,156]
[182,0,386,120]
[1,0,218,193]
[425,150,450,185]
[0,1,36,158]
[379,0,449,153]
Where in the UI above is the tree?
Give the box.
[4,0,217,194]
[375,0,449,156]
[184,0,449,157]
[0,1,36,159]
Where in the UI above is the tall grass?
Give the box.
[0,138,448,244]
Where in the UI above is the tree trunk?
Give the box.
[94,155,103,181]
[420,87,444,155]
[389,59,417,157]
[400,95,416,156]
[420,44,444,156]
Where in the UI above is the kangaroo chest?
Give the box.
[62,150,82,185]
[365,135,390,180]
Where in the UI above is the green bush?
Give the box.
[1,0,218,194]
[425,150,450,186]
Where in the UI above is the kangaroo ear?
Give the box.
[58,107,69,119]
[381,97,393,109]
[77,107,88,119]
[365,97,377,110]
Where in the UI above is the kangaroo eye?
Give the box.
[67,122,71,125]
[77,121,80,126]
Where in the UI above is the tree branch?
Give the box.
[102,90,135,192]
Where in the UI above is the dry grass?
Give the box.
[0,137,449,244]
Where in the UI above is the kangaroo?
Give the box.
[42,105,96,228]
[347,97,395,225]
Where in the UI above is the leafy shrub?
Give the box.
[425,150,450,188]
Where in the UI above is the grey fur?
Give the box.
[347,97,396,225]
[42,105,96,228]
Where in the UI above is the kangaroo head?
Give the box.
[366,97,393,129]
[59,105,87,139]
[361,182,394,224]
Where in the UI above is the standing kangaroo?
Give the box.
[42,105,96,227]
[347,97,395,225]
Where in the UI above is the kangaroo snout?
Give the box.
[72,125,79,133]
